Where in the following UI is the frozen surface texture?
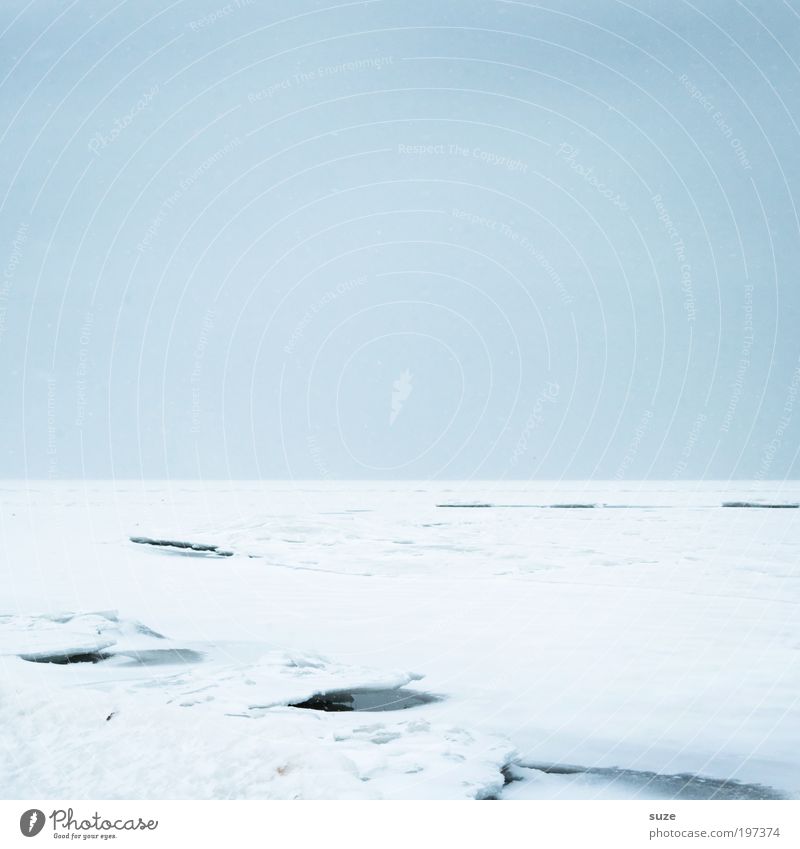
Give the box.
[1,481,798,799]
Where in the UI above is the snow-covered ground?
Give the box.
[1,481,798,799]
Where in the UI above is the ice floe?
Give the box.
[3,481,799,799]
[0,611,165,662]
[130,536,234,556]
[500,763,787,801]
[0,611,512,799]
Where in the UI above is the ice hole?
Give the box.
[290,688,439,712]
[516,763,786,800]
[20,650,113,665]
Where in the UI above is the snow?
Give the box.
[1,481,798,799]
[2,680,513,799]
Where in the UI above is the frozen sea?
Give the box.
[1,481,798,800]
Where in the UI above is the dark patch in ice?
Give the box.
[20,646,199,667]
[721,501,799,509]
[130,536,234,556]
[519,762,787,800]
[436,502,602,509]
[501,765,518,785]
[434,502,796,510]
[20,650,113,665]
[291,688,440,712]
[527,763,582,775]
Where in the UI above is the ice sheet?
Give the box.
[1,481,798,798]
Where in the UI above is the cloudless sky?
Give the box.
[1,0,799,480]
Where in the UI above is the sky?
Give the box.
[1,0,799,480]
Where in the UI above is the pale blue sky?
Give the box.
[1,0,799,479]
